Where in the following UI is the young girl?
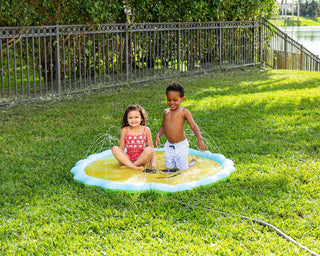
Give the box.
[112,105,156,171]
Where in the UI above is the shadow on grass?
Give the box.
[1,69,319,239]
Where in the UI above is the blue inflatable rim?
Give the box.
[70,148,235,193]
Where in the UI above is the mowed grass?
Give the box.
[0,68,319,255]
[270,16,320,26]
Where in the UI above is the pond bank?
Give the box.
[279,26,320,56]
[270,16,320,26]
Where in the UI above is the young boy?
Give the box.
[155,82,207,170]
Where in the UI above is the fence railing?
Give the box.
[1,19,319,105]
[0,21,260,104]
[261,18,320,71]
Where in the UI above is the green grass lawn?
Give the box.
[1,68,320,255]
[270,16,320,26]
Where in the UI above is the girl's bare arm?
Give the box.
[119,127,126,151]
[146,127,154,147]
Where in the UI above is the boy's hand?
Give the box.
[155,136,160,148]
[197,140,207,152]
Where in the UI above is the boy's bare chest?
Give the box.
[164,111,185,123]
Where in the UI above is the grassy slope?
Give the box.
[0,68,319,255]
[270,16,320,26]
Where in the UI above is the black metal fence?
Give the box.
[1,19,319,105]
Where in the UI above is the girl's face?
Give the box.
[127,110,143,128]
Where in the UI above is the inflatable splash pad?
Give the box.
[71,148,235,192]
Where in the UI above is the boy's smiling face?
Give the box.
[166,90,185,111]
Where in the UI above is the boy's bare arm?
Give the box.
[155,126,164,148]
[155,111,166,148]
[185,109,207,151]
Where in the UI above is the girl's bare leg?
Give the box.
[111,146,143,171]
[188,157,197,169]
[133,147,156,168]
[150,147,156,168]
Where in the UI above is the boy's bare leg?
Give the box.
[111,146,143,171]
[134,146,156,168]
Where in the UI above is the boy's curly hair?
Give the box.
[166,82,184,97]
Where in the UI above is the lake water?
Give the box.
[279,26,320,56]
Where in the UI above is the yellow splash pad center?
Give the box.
[85,152,221,185]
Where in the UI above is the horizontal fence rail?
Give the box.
[1,19,319,105]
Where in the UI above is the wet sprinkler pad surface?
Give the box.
[71,148,235,192]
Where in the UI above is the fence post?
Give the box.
[284,34,288,69]
[259,17,262,67]
[300,44,303,70]
[253,21,256,66]
[219,21,222,69]
[55,24,61,98]
[125,22,129,85]
[177,23,181,74]
[0,39,3,98]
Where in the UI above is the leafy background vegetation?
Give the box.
[0,0,277,26]
[1,68,319,255]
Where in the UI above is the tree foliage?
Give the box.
[299,0,320,17]
[126,0,277,22]
[0,0,125,26]
[0,0,277,27]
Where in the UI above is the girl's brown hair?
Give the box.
[121,105,147,128]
